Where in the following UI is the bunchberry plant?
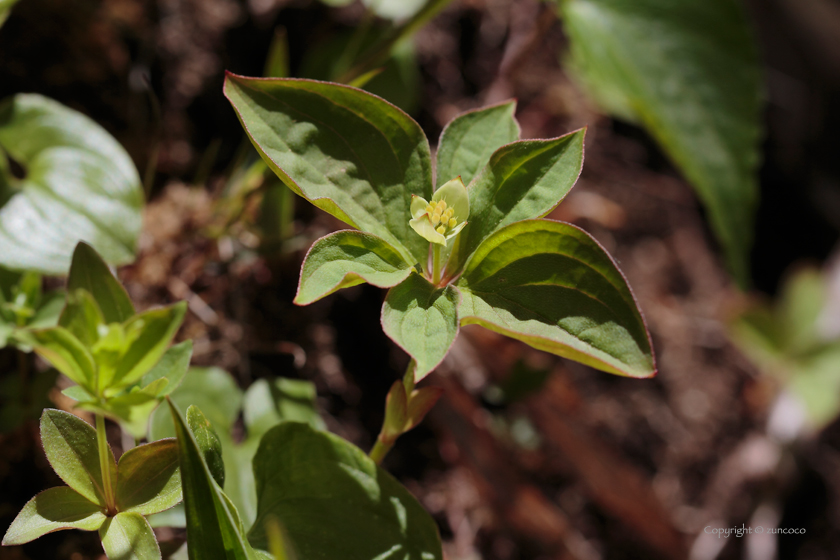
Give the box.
[224,74,656,459]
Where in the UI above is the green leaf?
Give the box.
[435,101,519,188]
[2,487,106,545]
[116,438,181,516]
[99,512,162,560]
[223,74,433,266]
[0,96,143,274]
[78,388,162,440]
[382,273,459,380]
[59,289,106,348]
[168,400,259,560]
[149,367,243,441]
[40,409,116,506]
[455,219,655,378]
[294,230,413,305]
[67,242,135,324]
[187,405,225,488]
[447,130,585,275]
[243,378,325,440]
[28,290,66,329]
[362,0,426,20]
[106,302,187,392]
[558,0,762,286]
[0,0,21,28]
[15,327,96,392]
[248,422,443,560]
[139,340,193,397]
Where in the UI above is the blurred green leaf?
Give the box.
[224,75,433,266]
[558,0,762,286]
[116,438,181,516]
[40,409,116,506]
[2,487,106,545]
[67,242,135,324]
[382,273,459,381]
[59,289,105,348]
[16,327,96,392]
[187,405,225,488]
[248,422,443,560]
[435,101,520,188]
[455,220,655,378]
[294,230,413,305]
[99,511,162,560]
[0,0,21,28]
[243,377,325,439]
[0,97,143,274]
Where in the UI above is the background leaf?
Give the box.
[0,95,143,274]
[381,273,459,380]
[18,329,96,394]
[447,130,585,275]
[2,487,106,545]
[295,230,413,305]
[435,101,519,188]
[139,340,193,397]
[99,511,161,560]
[0,0,21,28]
[116,438,181,516]
[558,0,763,286]
[243,377,325,440]
[223,75,433,265]
[40,409,116,506]
[248,422,443,560]
[456,219,655,378]
[66,242,135,324]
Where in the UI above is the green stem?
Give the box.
[95,414,116,513]
[432,244,442,285]
[370,360,416,465]
[369,437,392,466]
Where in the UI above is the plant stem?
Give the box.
[369,437,392,466]
[370,360,416,465]
[432,244,442,285]
[95,414,116,513]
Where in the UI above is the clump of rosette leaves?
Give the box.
[225,74,655,385]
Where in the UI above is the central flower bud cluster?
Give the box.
[426,200,458,235]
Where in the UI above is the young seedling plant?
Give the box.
[224,75,657,460]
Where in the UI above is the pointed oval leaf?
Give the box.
[295,230,414,306]
[223,75,433,265]
[456,219,655,378]
[168,400,260,560]
[15,327,96,393]
[139,339,193,397]
[116,438,181,516]
[0,96,143,274]
[186,405,225,488]
[59,289,106,348]
[447,130,585,275]
[2,487,106,545]
[107,302,187,392]
[67,242,135,324]
[40,409,116,506]
[559,0,762,286]
[248,422,443,560]
[436,100,520,188]
[381,273,459,381]
[99,512,161,560]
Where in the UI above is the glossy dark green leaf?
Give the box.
[40,409,116,506]
[435,101,519,188]
[115,438,181,516]
[381,273,459,381]
[456,219,655,378]
[168,400,259,560]
[447,130,585,275]
[0,97,143,274]
[558,0,762,286]
[59,289,105,348]
[187,405,225,488]
[243,377,325,439]
[67,242,135,324]
[248,422,443,560]
[15,327,96,392]
[2,487,106,545]
[106,302,187,392]
[223,75,433,265]
[295,230,413,305]
[99,511,161,560]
